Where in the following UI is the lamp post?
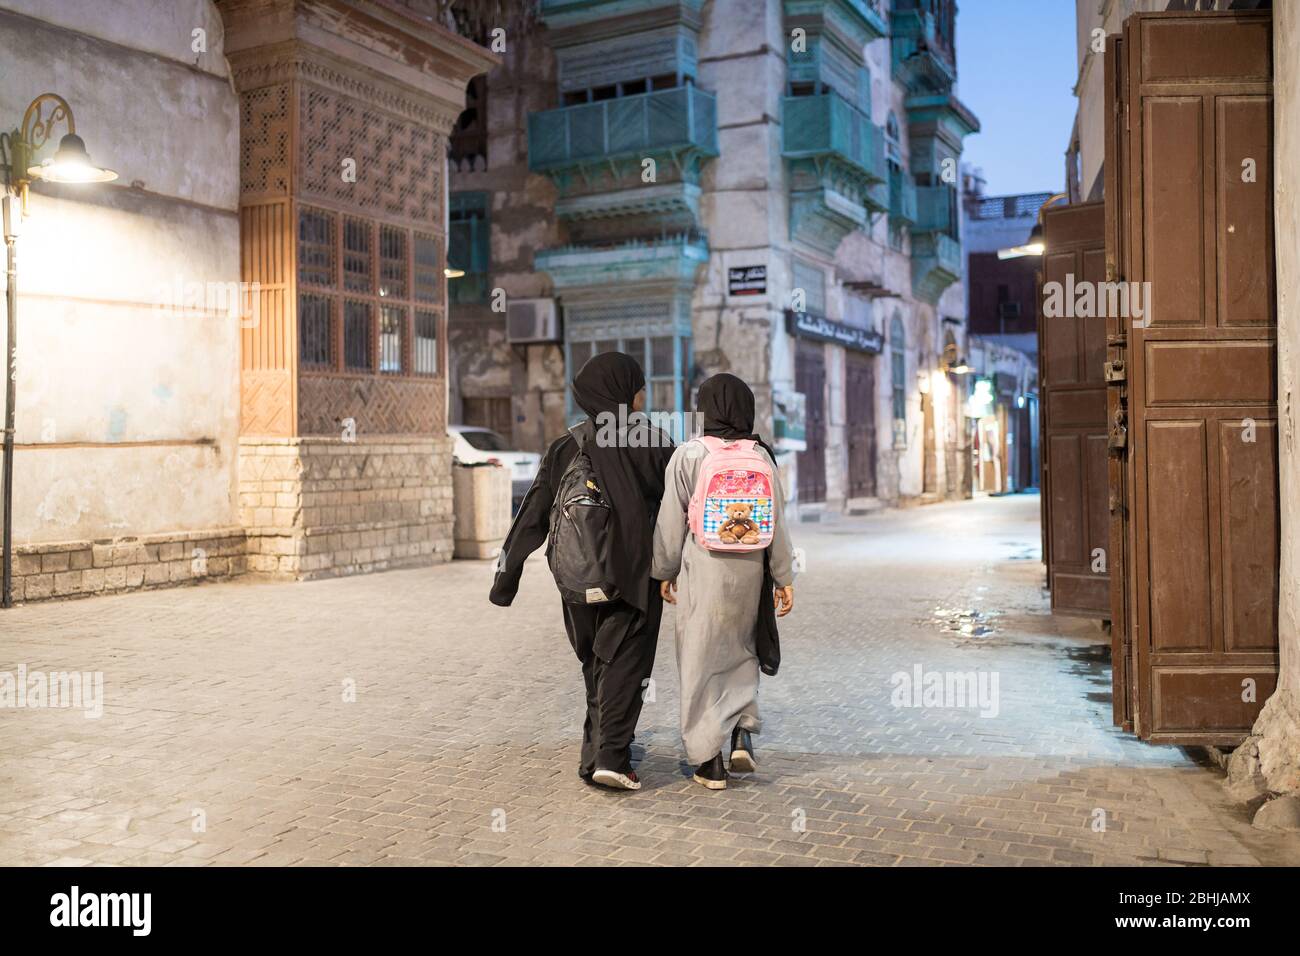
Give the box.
[0,93,116,608]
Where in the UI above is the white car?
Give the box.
[447,425,542,506]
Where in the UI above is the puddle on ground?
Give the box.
[929,606,999,638]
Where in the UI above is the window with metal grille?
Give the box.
[296,205,444,379]
[344,300,372,371]
[380,305,404,373]
[379,227,407,301]
[564,331,693,439]
[299,293,333,369]
[343,218,372,293]
[299,210,334,287]
[414,310,439,375]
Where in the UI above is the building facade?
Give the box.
[447,0,980,509]
[0,0,492,602]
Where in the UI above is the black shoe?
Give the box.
[579,769,596,786]
[692,753,727,790]
[730,727,756,773]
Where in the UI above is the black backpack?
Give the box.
[547,425,620,606]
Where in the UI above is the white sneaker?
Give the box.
[591,769,642,791]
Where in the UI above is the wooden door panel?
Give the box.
[1151,668,1277,742]
[1144,340,1275,405]
[1120,10,1278,743]
[1218,418,1278,651]
[1049,434,1084,565]
[1142,97,1204,327]
[1145,420,1213,653]
[1139,16,1270,83]
[1215,95,1273,326]
[1043,252,1081,385]
[1041,201,1109,619]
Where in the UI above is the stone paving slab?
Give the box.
[1,495,1296,867]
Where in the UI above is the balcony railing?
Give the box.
[782,91,886,183]
[890,168,918,222]
[527,85,719,172]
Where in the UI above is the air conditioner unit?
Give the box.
[506,297,560,344]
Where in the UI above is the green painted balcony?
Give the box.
[782,91,887,254]
[782,92,886,185]
[783,0,888,46]
[891,5,958,94]
[914,184,957,234]
[527,85,718,174]
[890,169,918,224]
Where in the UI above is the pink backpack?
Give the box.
[688,437,776,552]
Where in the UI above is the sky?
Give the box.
[955,0,1079,197]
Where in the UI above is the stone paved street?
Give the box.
[1,494,1296,867]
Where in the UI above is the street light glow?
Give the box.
[26,133,116,184]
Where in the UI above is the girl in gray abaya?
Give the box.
[651,374,795,790]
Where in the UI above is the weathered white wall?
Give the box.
[1259,0,1300,794]
[0,0,241,543]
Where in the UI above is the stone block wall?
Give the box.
[239,436,454,580]
[2,528,247,602]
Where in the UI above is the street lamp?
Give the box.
[0,93,117,608]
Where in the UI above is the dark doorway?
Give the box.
[845,351,877,498]
[795,340,827,503]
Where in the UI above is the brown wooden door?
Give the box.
[1040,201,1110,618]
[845,352,877,498]
[1117,10,1278,744]
[796,341,827,503]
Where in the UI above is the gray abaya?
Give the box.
[651,440,795,765]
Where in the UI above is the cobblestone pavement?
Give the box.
[1,494,1296,867]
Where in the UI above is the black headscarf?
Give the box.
[697,373,778,462]
[695,372,783,677]
[571,352,664,619]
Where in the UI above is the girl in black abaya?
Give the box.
[490,352,674,791]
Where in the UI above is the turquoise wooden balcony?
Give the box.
[782,91,887,253]
[782,92,886,185]
[890,169,918,224]
[914,184,957,234]
[892,5,958,94]
[527,85,718,173]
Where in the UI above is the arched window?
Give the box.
[890,314,907,432]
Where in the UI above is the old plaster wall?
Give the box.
[0,1,240,545]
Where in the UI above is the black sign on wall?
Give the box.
[728,265,767,296]
[785,310,884,354]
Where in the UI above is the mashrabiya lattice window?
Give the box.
[296,206,443,377]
